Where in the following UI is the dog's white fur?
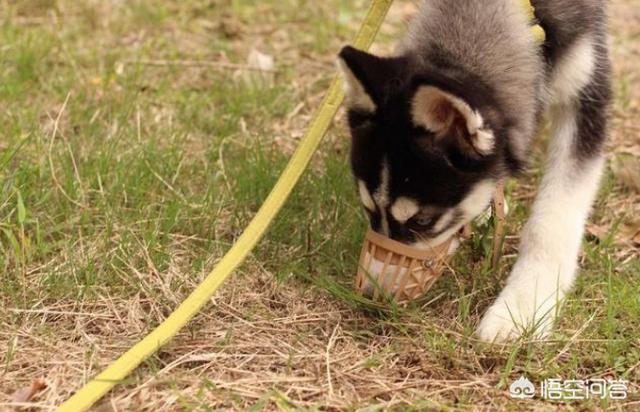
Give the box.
[358,180,376,212]
[549,35,597,106]
[476,36,602,342]
[432,209,455,233]
[373,160,391,236]
[409,179,497,249]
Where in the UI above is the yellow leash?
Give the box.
[56,0,544,409]
[55,1,393,410]
[521,0,546,42]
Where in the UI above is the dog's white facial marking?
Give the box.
[372,160,390,209]
[337,58,376,113]
[432,209,454,233]
[358,180,376,212]
[373,159,391,236]
[459,179,497,221]
[550,35,596,105]
[411,179,496,249]
[390,197,419,224]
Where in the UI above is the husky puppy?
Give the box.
[338,0,611,342]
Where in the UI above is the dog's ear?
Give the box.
[337,46,406,113]
[411,85,495,157]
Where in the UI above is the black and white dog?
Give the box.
[338,0,611,342]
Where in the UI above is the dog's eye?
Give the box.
[409,215,436,229]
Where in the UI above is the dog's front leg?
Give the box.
[476,36,611,342]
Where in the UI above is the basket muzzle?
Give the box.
[354,181,506,304]
[354,228,455,304]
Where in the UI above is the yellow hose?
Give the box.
[55,1,394,410]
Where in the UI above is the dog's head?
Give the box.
[338,46,506,248]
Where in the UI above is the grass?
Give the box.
[1,0,639,410]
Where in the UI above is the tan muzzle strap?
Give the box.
[355,180,506,304]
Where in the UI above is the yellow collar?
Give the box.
[520,0,546,42]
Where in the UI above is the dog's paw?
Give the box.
[475,292,558,343]
[475,298,524,342]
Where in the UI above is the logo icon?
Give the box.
[510,376,536,399]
